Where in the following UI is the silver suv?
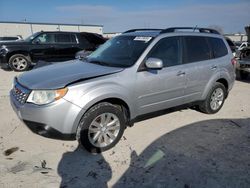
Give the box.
[10,27,235,153]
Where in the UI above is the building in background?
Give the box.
[0,21,103,38]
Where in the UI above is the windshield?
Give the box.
[87,35,154,67]
[24,32,41,42]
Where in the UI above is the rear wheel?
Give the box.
[76,102,126,153]
[199,83,226,114]
[9,54,31,72]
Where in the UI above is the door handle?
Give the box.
[210,65,217,70]
[177,71,186,76]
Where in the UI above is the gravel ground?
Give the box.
[0,67,249,188]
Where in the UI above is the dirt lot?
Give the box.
[0,68,249,188]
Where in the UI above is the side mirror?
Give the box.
[145,58,163,69]
[32,40,40,44]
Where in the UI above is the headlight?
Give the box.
[27,88,68,105]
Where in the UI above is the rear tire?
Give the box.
[76,102,126,153]
[199,83,226,114]
[9,54,31,72]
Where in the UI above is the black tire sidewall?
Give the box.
[9,54,30,72]
[78,103,126,153]
[205,83,226,114]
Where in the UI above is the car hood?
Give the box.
[0,41,29,46]
[17,60,124,90]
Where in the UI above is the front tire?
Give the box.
[76,102,126,153]
[199,83,226,114]
[9,54,31,72]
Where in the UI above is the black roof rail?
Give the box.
[160,27,220,34]
[123,28,162,33]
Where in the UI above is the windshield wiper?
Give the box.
[88,60,114,67]
[87,59,129,68]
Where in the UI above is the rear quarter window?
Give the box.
[209,37,228,58]
[184,36,211,63]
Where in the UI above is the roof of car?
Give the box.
[123,31,161,37]
[122,27,221,38]
[42,31,80,34]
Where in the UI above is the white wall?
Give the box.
[59,25,79,32]
[79,26,103,34]
[0,23,32,38]
[31,24,60,33]
[0,22,103,38]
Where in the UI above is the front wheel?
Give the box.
[199,83,226,114]
[76,102,126,153]
[9,54,31,72]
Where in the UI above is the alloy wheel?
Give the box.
[12,57,28,71]
[210,88,224,111]
[88,113,121,148]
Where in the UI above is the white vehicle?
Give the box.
[0,36,23,42]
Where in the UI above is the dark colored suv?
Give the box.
[0,31,106,71]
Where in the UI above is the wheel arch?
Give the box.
[201,73,229,100]
[216,78,228,90]
[71,96,133,134]
[7,51,32,63]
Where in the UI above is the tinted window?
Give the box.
[56,34,72,43]
[71,34,77,43]
[34,33,55,43]
[147,37,181,67]
[209,37,228,58]
[83,33,106,45]
[87,36,153,67]
[81,36,91,46]
[184,36,211,63]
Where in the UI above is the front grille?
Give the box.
[11,79,30,105]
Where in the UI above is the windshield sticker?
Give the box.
[134,37,152,43]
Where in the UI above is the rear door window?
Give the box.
[55,34,73,43]
[209,37,228,58]
[184,36,211,63]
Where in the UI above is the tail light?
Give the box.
[231,58,237,67]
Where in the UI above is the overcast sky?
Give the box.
[0,0,249,33]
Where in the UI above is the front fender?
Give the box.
[64,83,135,133]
